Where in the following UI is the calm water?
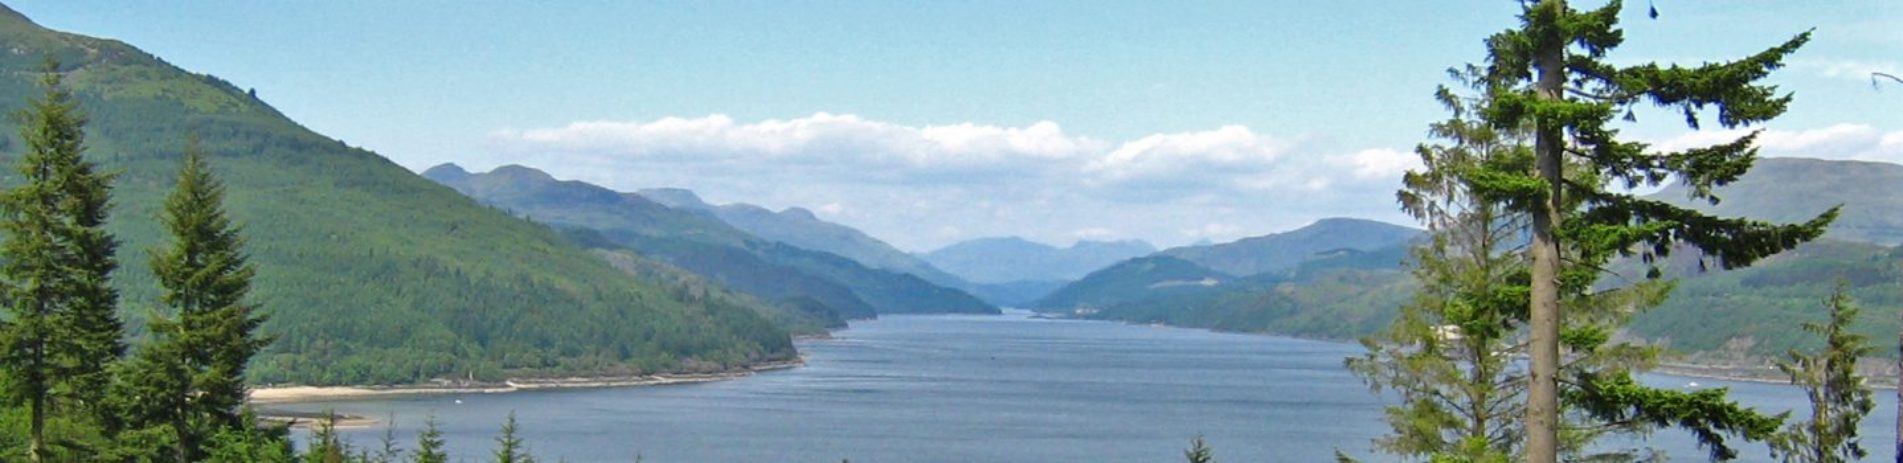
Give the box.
[279,313,1900,462]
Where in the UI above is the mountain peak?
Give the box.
[780,207,819,221]
[487,164,556,183]
[421,162,470,182]
[637,187,710,210]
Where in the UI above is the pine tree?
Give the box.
[494,412,536,463]
[1468,3,1835,461]
[0,57,124,463]
[110,138,269,461]
[414,415,448,463]
[1772,283,1875,463]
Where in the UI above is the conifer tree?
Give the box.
[414,415,448,463]
[111,138,269,461]
[0,57,123,463]
[1469,3,1834,461]
[494,412,536,463]
[1772,283,1874,463]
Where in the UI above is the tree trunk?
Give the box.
[1525,1,1568,462]
[1894,305,1900,463]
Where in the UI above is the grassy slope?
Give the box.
[0,6,791,385]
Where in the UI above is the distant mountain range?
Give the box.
[922,237,1156,284]
[1157,217,1422,276]
[1030,219,1419,337]
[1027,158,1903,365]
[637,187,970,289]
[0,6,795,386]
[426,164,998,318]
[1652,157,1903,245]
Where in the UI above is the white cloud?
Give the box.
[1792,58,1903,83]
[482,113,1417,250]
[1652,123,1903,163]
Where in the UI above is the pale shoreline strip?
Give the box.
[248,359,803,405]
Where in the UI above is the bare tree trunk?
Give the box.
[1525,2,1568,462]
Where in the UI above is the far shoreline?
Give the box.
[249,358,805,406]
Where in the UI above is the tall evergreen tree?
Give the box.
[1468,2,1835,461]
[1772,283,1875,463]
[111,138,269,460]
[0,58,124,463]
[1354,64,1775,462]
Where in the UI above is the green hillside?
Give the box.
[1158,217,1419,276]
[428,164,999,316]
[1625,239,1903,359]
[0,7,793,385]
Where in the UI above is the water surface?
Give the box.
[282,313,1899,462]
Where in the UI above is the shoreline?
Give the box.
[249,358,805,406]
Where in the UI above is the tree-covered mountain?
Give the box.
[636,187,970,289]
[1034,245,1414,339]
[0,7,794,386]
[427,164,998,316]
[921,237,1156,284]
[1651,157,1903,245]
[1624,238,1902,361]
[1157,218,1420,276]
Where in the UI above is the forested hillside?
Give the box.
[0,6,794,385]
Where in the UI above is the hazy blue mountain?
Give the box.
[922,237,1157,284]
[636,187,971,288]
[1650,157,1903,245]
[428,164,998,316]
[1158,218,1420,276]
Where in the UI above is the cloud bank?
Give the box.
[482,113,1419,251]
[480,115,1903,251]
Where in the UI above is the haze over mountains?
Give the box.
[425,163,998,319]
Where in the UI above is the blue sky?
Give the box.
[10,1,1902,250]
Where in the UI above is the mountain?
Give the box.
[922,237,1156,284]
[1158,218,1420,276]
[1034,246,1413,338]
[1651,157,1903,245]
[1624,238,1903,361]
[1030,256,1230,311]
[0,7,793,385]
[427,164,998,316]
[635,187,970,288]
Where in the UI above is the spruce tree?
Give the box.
[1468,3,1834,461]
[1772,283,1875,463]
[111,138,268,461]
[0,58,123,463]
[494,412,536,463]
[414,415,448,463]
[162,137,269,435]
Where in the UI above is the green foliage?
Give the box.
[1467,2,1830,461]
[493,412,536,463]
[1770,284,1875,463]
[0,57,125,463]
[1183,436,1215,463]
[412,415,447,463]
